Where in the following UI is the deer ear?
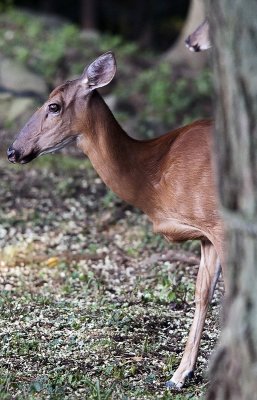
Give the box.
[81,52,116,89]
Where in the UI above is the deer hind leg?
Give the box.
[166,239,221,389]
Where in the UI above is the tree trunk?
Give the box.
[80,0,97,30]
[207,1,257,399]
[40,0,54,13]
[163,0,208,70]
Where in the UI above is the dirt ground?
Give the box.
[0,154,224,399]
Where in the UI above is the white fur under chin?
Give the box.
[38,136,76,156]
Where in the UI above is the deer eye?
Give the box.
[48,103,61,113]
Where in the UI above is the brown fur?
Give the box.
[78,93,223,249]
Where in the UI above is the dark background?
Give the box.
[7,0,190,50]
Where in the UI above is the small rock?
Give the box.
[0,57,47,95]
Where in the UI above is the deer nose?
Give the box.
[7,146,20,163]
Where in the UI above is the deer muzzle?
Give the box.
[7,145,38,164]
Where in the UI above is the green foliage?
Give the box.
[141,263,194,305]
[98,34,138,57]
[0,9,80,83]
[0,0,12,13]
[0,369,116,399]
[31,154,92,173]
[37,24,80,80]
[128,63,213,137]
[101,190,119,208]
[0,8,140,86]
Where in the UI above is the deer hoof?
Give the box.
[166,380,180,389]
[166,370,194,389]
[165,379,184,390]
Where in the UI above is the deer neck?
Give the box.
[77,91,154,211]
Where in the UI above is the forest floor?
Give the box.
[0,154,224,400]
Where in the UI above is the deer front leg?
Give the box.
[166,240,221,389]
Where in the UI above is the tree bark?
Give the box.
[207,1,257,399]
[80,0,97,30]
[163,0,208,70]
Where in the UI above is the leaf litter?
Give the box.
[0,155,224,399]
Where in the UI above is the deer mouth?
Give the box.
[7,146,39,164]
[7,137,77,164]
[19,151,40,164]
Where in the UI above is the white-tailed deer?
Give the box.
[185,18,211,52]
[7,52,224,389]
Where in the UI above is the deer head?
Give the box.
[185,19,211,52]
[7,52,116,164]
